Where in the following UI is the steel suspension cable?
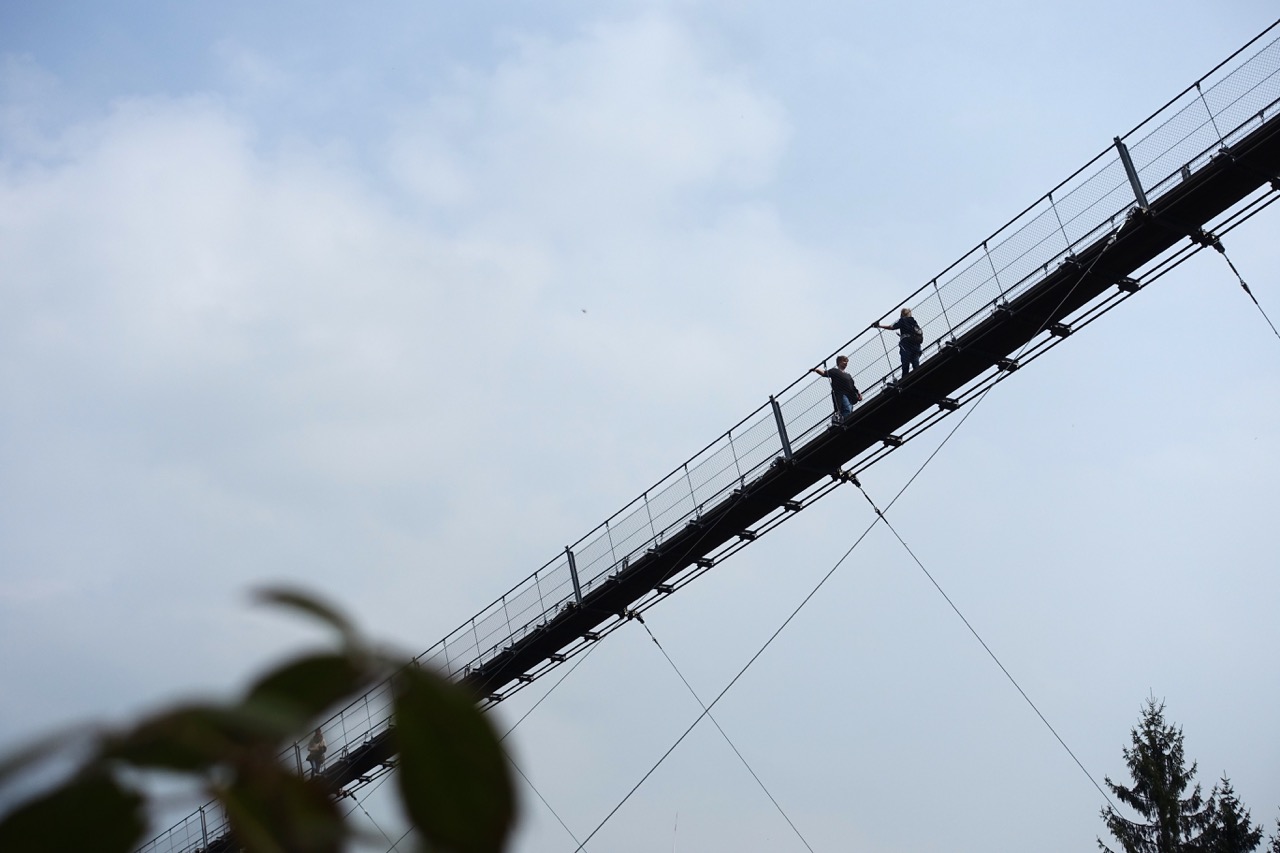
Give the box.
[382,514,762,853]
[508,756,587,851]
[570,509,886,853]
[490,639,605,850]
[852,209,1204,813]
[375,754,588,853]
[563,358,1030,849]
[499,638,602,744]
[352,795,403,853]
[849,479,1116,809]
[636,616,817,853]
[371,643,605,853]
[856,221,1128,809]
[1210,239,1280,341]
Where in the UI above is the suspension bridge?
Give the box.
[140,18,1280,853]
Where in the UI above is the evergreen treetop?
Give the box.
[1200,777,1263,853]
[1099,698,1208,853]
[1099,699,1269,853]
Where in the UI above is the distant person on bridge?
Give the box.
[812,355,862,423]
[875,307,924,381]
[307,727,327,777]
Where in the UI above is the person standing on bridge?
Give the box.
[307,727,327,777]
[812,355,862,423]
[875,307,924,381]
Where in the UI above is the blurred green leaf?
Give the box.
[102,703,293,772]
[0,770,144,853]
[254,588,360,649]
[102,704,235,772]
[0,729,84,792]
[244,652,370,733]
[393,667,516,853]
[218,762,346,853]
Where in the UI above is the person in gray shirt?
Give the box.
[812,355,862,422]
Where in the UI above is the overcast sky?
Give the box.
[2,3,1279,852]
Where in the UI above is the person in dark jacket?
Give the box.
[812,355,862,422]
[875,307,923,381]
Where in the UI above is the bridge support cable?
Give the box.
[499,639,602,745]
[351,797,403,853]
[635,614,817,853]
[828,251,1122,798]
[352,762,581,853]
[849,479,1117,810]
[507,757,586,852]
[566,389,1014,851]
[570,498,888,853]
[336,715,588,853]
[1208,237,1280,341]
[567,384,1034,850]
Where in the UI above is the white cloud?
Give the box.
[387,15,789,226]
[0,13,835,740]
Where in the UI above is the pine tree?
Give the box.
[1200,777,1263,853]
[1099,699,1210,853]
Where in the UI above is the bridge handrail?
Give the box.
[418,21,1280,701]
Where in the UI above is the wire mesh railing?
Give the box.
[393,11,1280,750]
[134,806,227,853]
[137,20,1280,853]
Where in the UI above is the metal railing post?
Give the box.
[565,546,583,604]
[199,807,210,848]
[1114,136,1150,210]
[769,396,793,461]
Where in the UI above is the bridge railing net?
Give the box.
[411,22,1280,707]
[135,807,227,853]
[138,26,1280,853]
[362,14,1280,781]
